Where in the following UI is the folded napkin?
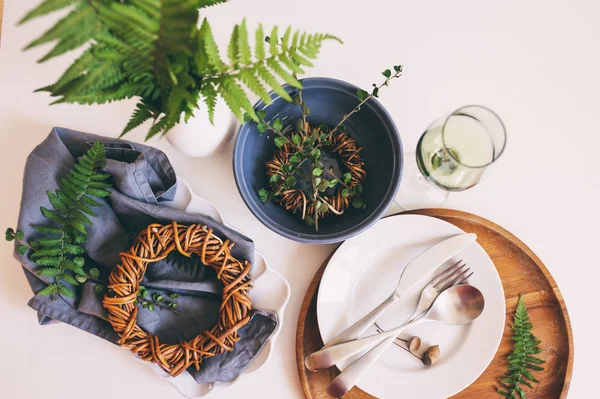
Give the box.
[14,127,277,383]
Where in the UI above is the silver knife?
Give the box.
[317,233,477,352]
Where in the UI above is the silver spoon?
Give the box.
[305,284,485,373]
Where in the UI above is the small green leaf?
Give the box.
[243,112,253,123]
[318,124,329,133]
[5,227,14,235]
[372,87,380,98]
[310,149,321,160]
[5,233,15,242]
[148,304,155,311]
[318,181,329,192]
[169,293,179,299]
[312,168,323,177]
[301,102,311,116]
[95,284,106,295]
[292,134,302,146]
[394,65,403,72]
[17,245,27,254]
[295,119,305,131]
[318,201,329,212]
[258,188,269,203]
[257,122,269,133]
[264,35,271,43]
[256,110,267,119]
[353,184,363,195]
[269,174,281,184]
[356,89,369,102]
[304,215,314,226]
[170,303,178,308]
[382,69,392,78]
[16,231,25,240]
[76,276,88,284]
[328,179,338,188]
[89,268,100,279]
[281,164,293,173]
[342,173,352,184]
[338,124,346,133]
[274,137,288,147]
[272,118,284,131]
[289,155,301,164]
[352,198,365,209]
[342,188,351,198]
[285,176,297,187]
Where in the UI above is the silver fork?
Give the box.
[375,260,472,349]
[406,259,473,323]
[323,260,473,397]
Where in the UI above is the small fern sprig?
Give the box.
[27,142,111,299]
[497,296,545,398]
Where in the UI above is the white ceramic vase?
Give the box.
[166,98,238,157]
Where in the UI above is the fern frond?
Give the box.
[200,19,226,72]
[122,103,154,136]
[227,24,240,68]
[200,81,218,124]
[496,296,545,398]
[218,76,256,120]
[32,142,111,300]
[238,19,252,66]
[19,0,78,25]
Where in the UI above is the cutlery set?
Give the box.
[305,234,485,397]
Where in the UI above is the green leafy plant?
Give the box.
[19,0,341,139]
[497,296,545,398]
[137,285,180,314]
[5,142,111,299]
[249,66,402,231]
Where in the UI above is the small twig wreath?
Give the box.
[266,126,366,219]
[103,222,253,377]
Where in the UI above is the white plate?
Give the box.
[316,214,505,399]
[140,177,291,398]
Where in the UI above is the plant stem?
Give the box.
[323,168,352,190]
[316,195,344,215]
[374,322,421,361]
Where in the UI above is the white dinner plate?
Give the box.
[144,177,291,398]
[317,214,505,398]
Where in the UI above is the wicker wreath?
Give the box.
[103,222,253,377]
[266,125,366,219]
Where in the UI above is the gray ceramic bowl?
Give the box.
[233,77,403,244]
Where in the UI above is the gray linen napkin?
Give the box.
[14,127,277,383]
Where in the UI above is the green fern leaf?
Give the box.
[37,283,60,297]
[281,26,291,50]
[255,23,266,60]
[269,26,279,56]
[62,259,86,277]
[40,207,65,224]
[57,284,76,297]
[19,0,78,25]
[278,53,304,75]
[31,248,63,259]
[219,76,256,121]
[255,64,292,102]
[227,24,240,68]
[496,296,545,398]
[267,58,301,88]
[37,268,61,277]
[58,273,80,286]
[200,19,226,72]
[200,81,218,124]
[33,225,63,235]
[121,103,154,136]
[238,19,252,66]
[238,69,272,104]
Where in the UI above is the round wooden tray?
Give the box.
[296,209,573,399]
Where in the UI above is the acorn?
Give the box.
[422,345,440,367]
[404,336,422,354]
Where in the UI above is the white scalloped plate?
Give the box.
[137,177,291,398]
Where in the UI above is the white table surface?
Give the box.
[1,1,598,398]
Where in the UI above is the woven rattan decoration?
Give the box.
[103,222,253,376]
[266,127,366,218]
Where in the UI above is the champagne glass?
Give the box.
[396,105,507,209]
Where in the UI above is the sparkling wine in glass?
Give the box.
[396,105,507,209]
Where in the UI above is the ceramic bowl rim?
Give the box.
[233,77,403,244]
